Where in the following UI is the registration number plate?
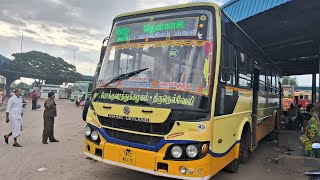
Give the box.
[120,149,136,165]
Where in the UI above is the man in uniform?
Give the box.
[42,92,59,144]
[4,89,23,147]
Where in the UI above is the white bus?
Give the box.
[40,84,60,99]
[59,87,72,99]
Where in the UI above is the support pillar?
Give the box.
[318,58,320,103]
[312,63,317,104]
[5,78,14,97]
[318,45,320,103]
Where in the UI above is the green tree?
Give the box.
[31,81,40,88]
[282,76,298,86]
[15,82,30,89]
[7,51,82,85]
[10,82,16,88]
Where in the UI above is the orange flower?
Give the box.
[152,81,158,87]
[198,85,204,92]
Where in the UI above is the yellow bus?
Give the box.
[83,2,281,179]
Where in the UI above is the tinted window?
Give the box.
[220,37,236,86]
[238,50,251,88]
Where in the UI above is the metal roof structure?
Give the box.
[222,0,320,76]
[221,0,291,22]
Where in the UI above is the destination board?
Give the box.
[111,16,202,43]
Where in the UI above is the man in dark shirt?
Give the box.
[30,90,38,110]
[42,92,59,144]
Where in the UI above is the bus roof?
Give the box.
[75,81,92,83]
[115,2,219,20]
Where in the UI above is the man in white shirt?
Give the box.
[4,89,23,147]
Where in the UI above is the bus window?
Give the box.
[272,74,276,94]
[141,54,155,81]
[220,38,236,86]
[238,50,251,89]
[88,83,93,92]
[119,53,134,74]
[275,75,279,94]
[259,67,266,92]
[266,70,271,92]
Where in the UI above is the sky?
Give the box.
[0,0,228,84]
[0,0,314,86]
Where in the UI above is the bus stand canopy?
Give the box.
[222,0,320,102]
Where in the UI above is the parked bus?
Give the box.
[294,90,314,110]
[70,81,93,101]
[59,87,72,99]
[40,84,60,99]
[282,85,294,112]
[83,2,281,179]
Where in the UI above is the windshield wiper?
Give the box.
[93,68,148,102]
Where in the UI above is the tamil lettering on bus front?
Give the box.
[94,91,195,106]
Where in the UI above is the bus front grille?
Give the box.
[98,115,174,135]
[103,128,163,146]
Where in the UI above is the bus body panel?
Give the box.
[83,2,280,179]
[92,102,171,123]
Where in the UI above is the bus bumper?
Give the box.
[84,139,212,180]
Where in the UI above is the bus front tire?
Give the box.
[224,126,250,173]
[240,127,250,163]
[223,159,239,173]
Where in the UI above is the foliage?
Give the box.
[15,82,30,89]
[7,51,82,85]
[10,82,30,89]
[10,82,16,88]
[31,81,40,87]
[282,76,298,86]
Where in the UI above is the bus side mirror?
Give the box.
[82,100,92,121]
[99,46,108,64]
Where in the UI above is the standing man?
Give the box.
[42,92,59,144]
[0,89,4,106]
[30,90,38,110]
[4,89,23,147]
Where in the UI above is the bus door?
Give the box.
[251,65,260,150]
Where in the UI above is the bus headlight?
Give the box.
[85,126,91,136]
[186,145,198,158]
[91,130,99,141]
[171,146,182,158]
[165,142,209,160]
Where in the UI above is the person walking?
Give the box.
[0,89,4,106]
[30,90,38,110]
[4,89,23,147]
[42,92,59,144]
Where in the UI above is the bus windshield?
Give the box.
[97,9,215,111]
[74,82,88,93]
